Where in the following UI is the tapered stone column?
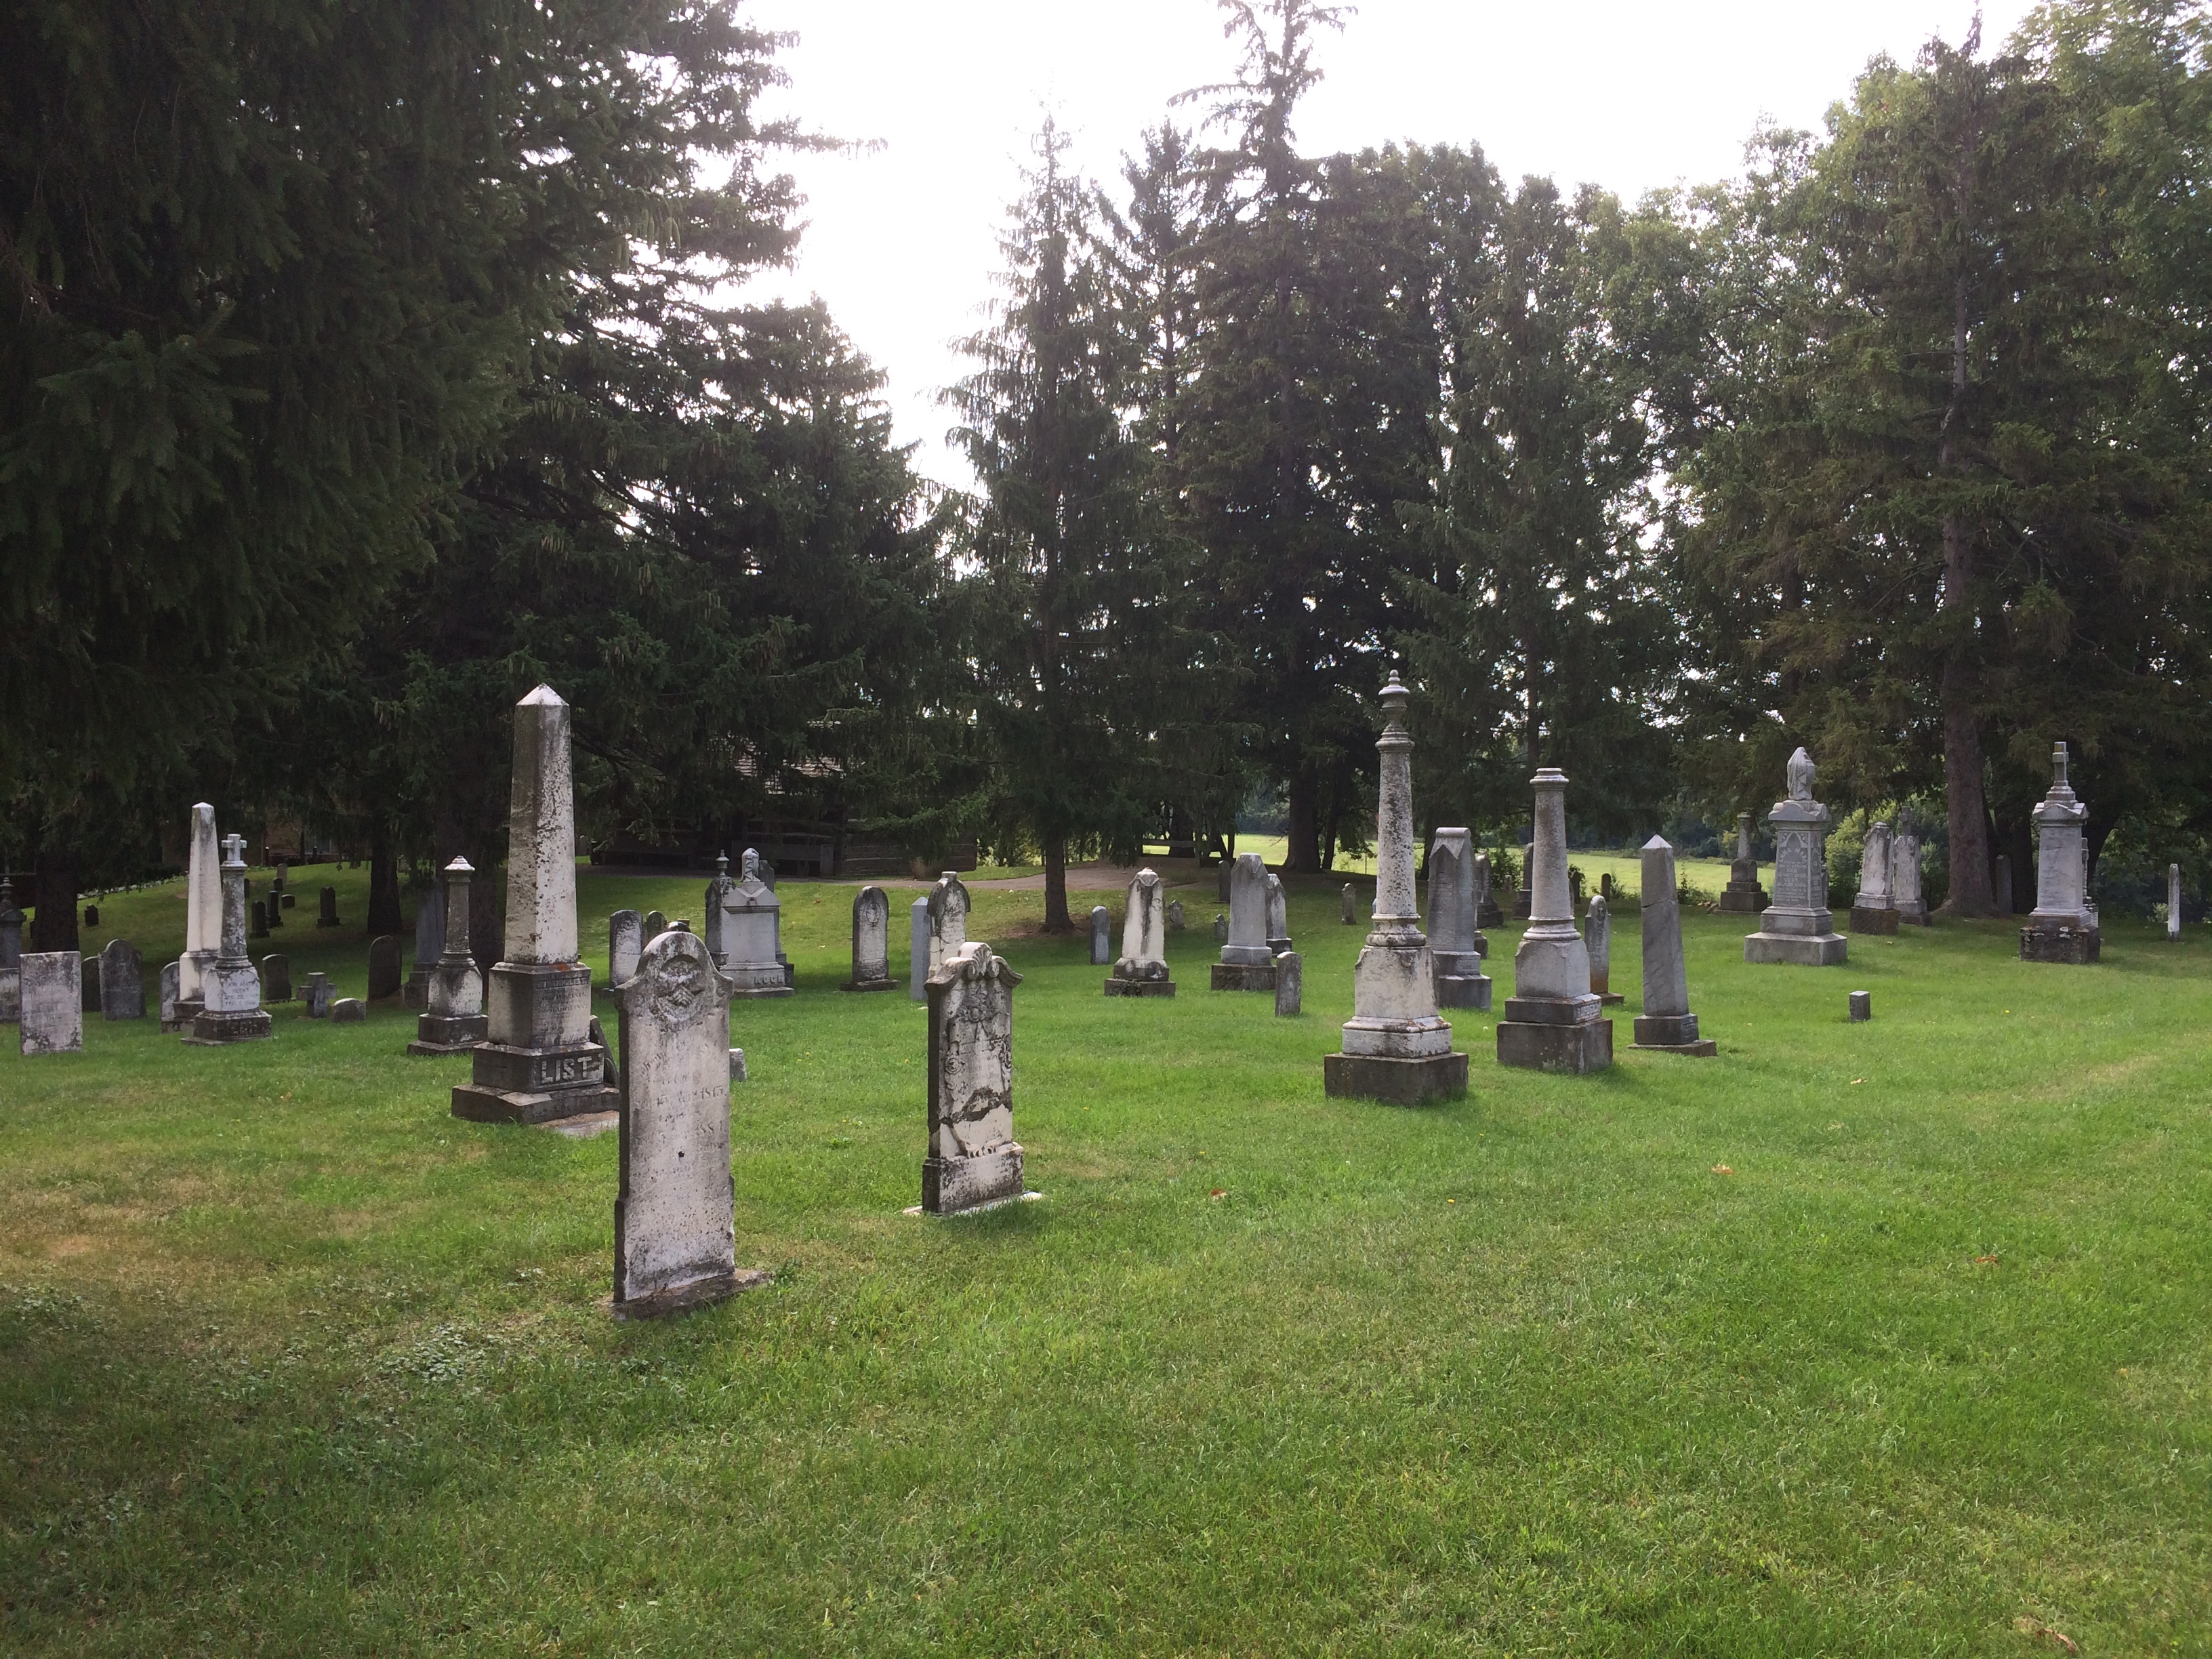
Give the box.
[1496,769,1611,1073]
[1631,836,1715,1054]
[186,835,272,1044]
[175,802,221,1026]
[1325,674,1467,1103]
[453,687,614,1122]
[411,859,490,1053]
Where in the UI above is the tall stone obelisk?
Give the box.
[1496,768,1612,1072]
[1324,673,1467,1103]
[452,687,615,1123]
[174,802,222,1027]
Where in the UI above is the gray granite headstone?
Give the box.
[1743,749,1847,966]
[1212,912,1227,944]
[923,941,1026,1215]
[1849,990,1871,1022]
[1167,899,1185,931]
[612,928,743,1317]
[842,885,895,991]
[158,960,180,1026]
[909,895,930,1002]
[1889,807,1928,925]
[21,952,83,1054]
[1631,836,1714,1054]
[406,876,445,1007]
[1089,905,1111,966]
[1274,950,1302,1017]
[2022,742,2100,963]
[1212,854,1275,991]
[925,870,970,981]
[367,935,402,1001]
[251,899,269,939]
[609,909,644,987]
[1992,853,2013,916]
[1342,882,1357,923]
[1427,828,1491,1010]
[644,909,669,940]
[0,877,21,1025]
[180,804,220,1015]
[332,997,367,1023]
[1265,872,1292,955]
[260,954,292,1002]
[303,972,333,1019]
[99,939,145,1019]
[83,904,98,928]
[1584,894,1622,1004]
[316,886,340,928]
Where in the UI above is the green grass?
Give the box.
[3,868,2209,1655]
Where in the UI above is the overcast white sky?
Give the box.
[742,0,2039,488]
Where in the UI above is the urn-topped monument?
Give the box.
[1742,748,1848,966]
[451,686,616,1124]
[2022,741,2100,963]
[1324,674,1467,1103]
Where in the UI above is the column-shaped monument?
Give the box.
[186,834,273,1044]
[1212,853,1275,991]
[1743,749,1847,966]
[1105,867,1175,996]
[452,687,614,1122]
[1849,821,1898,935]
[1325,674,1467,1102]
[1496,769,1612,1073]
[176,803,222,1026]
[410,858,489,1053]
[1631,836,1715,1055]
[1719,811,1768,913]
[2022,742,2100,963]
[1427,828,1491,1010]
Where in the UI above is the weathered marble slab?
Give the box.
[923,942,1026,1214]
[1107,869,1174,997]
[99,939,144,1019]
[609,910,644,987]
[20,952,82,1054]
[843,884,895,991]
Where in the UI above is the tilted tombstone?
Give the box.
[1427,828,1491,1012]
[1088,905,1111,966]
[1850,821,1899,935]
[451,686,615,1124]
[20,952,83,1055]
[260,954,292,1003]
[405,874,446,1008]
[316,886,340,928]
[303,972,333,1019]
[1743,749,1848,966]
[367,935,403,1001]
[842,884,895,992]
[1719,811,1769,914]
[609,909,644,987]
[0,876,20,1025]
[1584,894,1623,1006]
[1496,766,1612,1075]
[922,941,1027,1215]
[1265,873,1292,956]
[1630,836,1715,1054]
[1211,853,1275,992]
[1326,675,1467,1101]
[909,895,930,1002]
[2170,863,2184,941]
[411,858,491,1054]
[157,960,180,1027]
[2022,742,2100,964]
[1273,950,1303,1017]
[1889,806,1929,926]
[99,939,145,1020]
[611,928,746,1317]
[702,854,733,966]
[1105,868,1176,997]
[717,851,794,999]
[186,835,273,1044]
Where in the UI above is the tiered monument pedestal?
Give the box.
[1433,949,1492,1011]
[1105,970,1176,998]
[2020,923,2100,964]
[186,1005,272,1045]
[1719,865,1767,914]
[1743,920,1848,965]
[451,961,614,1123]
[1496,994,1613,1073]
[407,1012,487,1056]
[1630,1012,1716,1057]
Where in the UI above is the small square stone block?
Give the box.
[1849,907,1899,936]
[1497,1019,1614,1074]
[1322,1050,1469,1105]
[1103,977,1176,998]
[1849,991,1871,1022]
[1210,962,1275,993]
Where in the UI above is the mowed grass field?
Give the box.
[1,864,2207,1655]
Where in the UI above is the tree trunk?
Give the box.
[30,846,79,954]
[1936,270,1995,918]
[1286,765,1321,873]
[1042,834,1071,934]
[366,822,405,937]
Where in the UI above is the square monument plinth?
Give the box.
[1211,961,1275,992]
[1104,976,1176,998]
[1433,948,1492,1011]
[1631,1013,1717,1057]
[1743,928,1849,965]
[186,1006,273,1045]
[1497,1017,1614,1073]
[1322,1050,1469,1104]
[2021,924,2100,964]
[407,1012,488,1055]
[1849,906,1900,936]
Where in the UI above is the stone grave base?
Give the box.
[609,1267,771,1322]
[539,1111,619,1139]
[408,1012,488,1056]
[923,1145,1026,1216]
[1104,977,1176,998]
[1849,906,1900,935]
[1718,886,1768,914]
[1895,907,1931,927]
[1497,1018,1613,1074]
[1476,903,1504,930]
[163,998,204,1035]
[1596,989,1625,1007]
[184,1008,273,1045]
[1323,1050,1469,1105]
[1211,962,1275,992]
[1435,972,1492,1012]
[452,1080,617,1125]
[840,977,897,994]
[730,983,795,1000]
[2020,924,2100,964]
[1743,930,1849,966]
[1631,1013,1717,1057]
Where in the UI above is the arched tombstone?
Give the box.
[926,871,970,979]
[842,885,895,991]
[99,939,145,1020]
[610,928,750,1317]
[1211,854,1275,992]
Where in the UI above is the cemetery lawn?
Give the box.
[3,870,2209,1656]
